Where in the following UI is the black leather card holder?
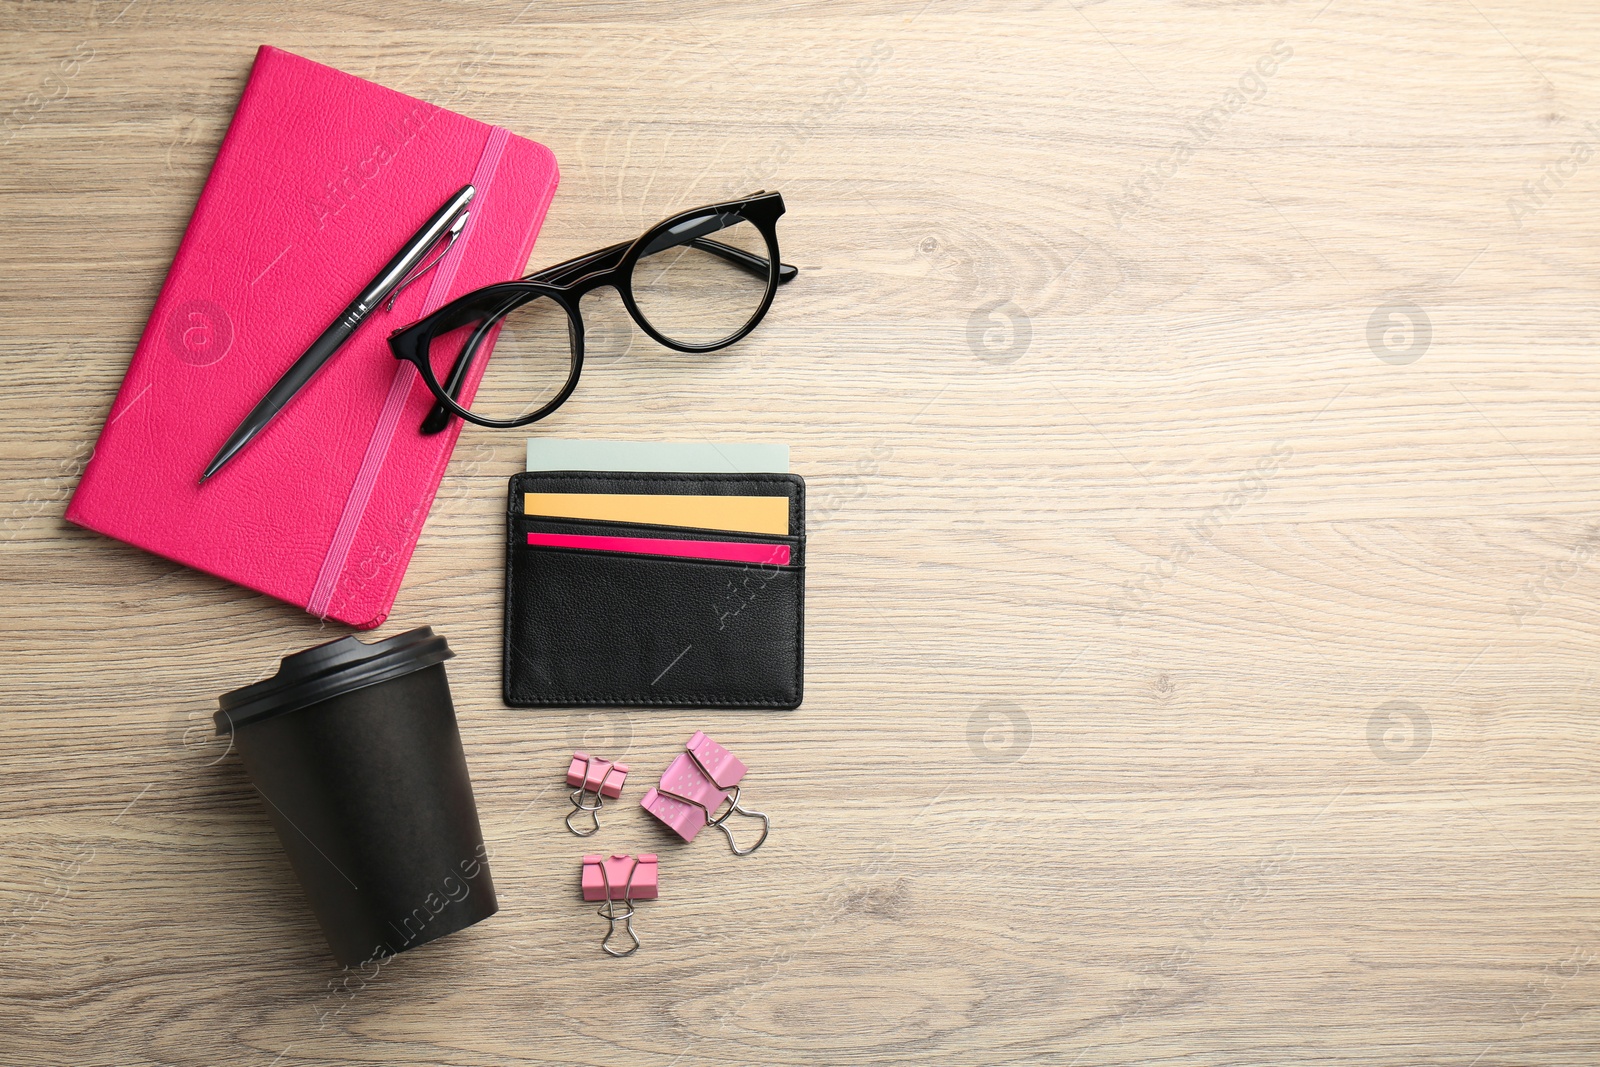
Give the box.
[505,471,805,709]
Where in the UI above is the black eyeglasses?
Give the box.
[388,191,794,432]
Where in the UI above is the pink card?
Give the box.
[527,531,791,566]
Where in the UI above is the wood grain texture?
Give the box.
[3,1,1600,1063]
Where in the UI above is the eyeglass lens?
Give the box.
[424,292,576,424]
[629,211,772,347]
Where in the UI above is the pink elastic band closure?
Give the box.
[527,531,791,566]
[308,125,512,618]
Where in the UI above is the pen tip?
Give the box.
[200,448,231,484]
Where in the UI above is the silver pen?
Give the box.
[200,184,476,483]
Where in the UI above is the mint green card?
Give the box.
[526,439,789,474]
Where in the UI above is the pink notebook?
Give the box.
[67,46,559,628]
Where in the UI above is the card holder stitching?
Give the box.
[504,472,805,709]
[513,472,803,486]
[506,549,803,707]
[502,692,799,707]
[510,472,804,496]
[500,623,801,707]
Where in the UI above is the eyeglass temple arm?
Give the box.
[689,238,798,284]
[528,238,795,288]
[634,211,796,282]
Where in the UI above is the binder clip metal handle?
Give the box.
[565,788,603,837]
[706,786,770,856]
[582,854,657,958]
[651,783,770,856]
[640,733,771,855]
[598,899,640,958]
[564,753,629,837]
[597,858,639,958]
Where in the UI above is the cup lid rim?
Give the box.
[214,626,454,734]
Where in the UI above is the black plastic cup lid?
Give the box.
[215,627,455,735]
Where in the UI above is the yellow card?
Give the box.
[524,493,790,536]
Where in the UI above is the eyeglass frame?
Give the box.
[386,190,795,432]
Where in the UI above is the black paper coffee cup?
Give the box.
[215,627,496,966]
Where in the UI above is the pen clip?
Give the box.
[385,211,470,312]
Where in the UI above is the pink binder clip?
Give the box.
[640,732,770,855]
[581,853,658,957]
[565,752,629,837]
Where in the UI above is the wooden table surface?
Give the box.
[4,2,1600,1064]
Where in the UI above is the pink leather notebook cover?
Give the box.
[66,46,559,628]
